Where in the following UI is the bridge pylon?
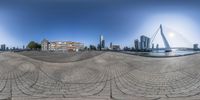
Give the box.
[151,24,172,52]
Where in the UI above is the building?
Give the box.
[41,39,49,51]
[112,45,120,51]
[110,42,113,50]
[6,47,9,51]
[140,35,150,51]
[89,45,96,50]
[147,38,150,49]
[140,36,145,50]
[23,45,25,50]
[193,44,199,50]
[134,39,139,51]
[156,44,159,50]
[41,39,84,52]
[100,35,105,50]
[49,42,56,51]
[1,44,6,51]
[134,35,150,51]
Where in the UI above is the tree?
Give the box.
[84,46,88,50]
[27,41,41,50]
[89,45,97,50]
[123,46,131,51]
[36,44,41,49]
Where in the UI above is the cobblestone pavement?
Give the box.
[1,52,200,100]
[17,51,104,63]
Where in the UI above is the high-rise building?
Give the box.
[147,38,150,49]
[100,35,105,50]
[156,44,159,50]
[1,44,6,51]
[110,42,113,49]
[102,40,105,48]
[194,44,199,50]
[23,45,25,50]
[134,39,139,50]
[140,35,150,51]
[6,47,9,51]
[140,36,145,50]
[152,44,154,49]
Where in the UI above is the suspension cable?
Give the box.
[151,27,160,44]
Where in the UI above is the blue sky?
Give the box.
[0,0,200,48]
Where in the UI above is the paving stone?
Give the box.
[0,52,200,99]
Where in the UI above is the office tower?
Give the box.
[140,35,145,50]
[1,44,6,51]
[100,35,105,50]
[147,38,150,49]
[134,39,139,51]
[6,47,9,51]
[152,44,154,49]
[102,40,105,48]
[194,44,199,50]
[110,42,113,49]
[140,35,150,51]
[156,44,159,50]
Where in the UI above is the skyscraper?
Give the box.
[110,42,113,49]
[140,35,150,51]
[140,35,145,50]
[102,40,105,48]
[193,44,199,50]
[1,44,6,51]
[6,47,9,51]
[147,38,150,49]
[134,39,139,51]
[23,45,25,50]
[156,44,159,50]
[152,44,154,49]
[100,35,105,50]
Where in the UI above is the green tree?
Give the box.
[36,43,41,49]
[27,41,41,50]
[89,45,96,50]
[84,46,88,50]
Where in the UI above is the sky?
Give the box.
[0,0,200,48]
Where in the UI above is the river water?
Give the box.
[123,49,199,57]
[145,49,198,57]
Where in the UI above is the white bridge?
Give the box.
[151,24,172,52]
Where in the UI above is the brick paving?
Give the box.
[0,52,200,100]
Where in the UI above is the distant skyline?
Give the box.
[0,0,200,48]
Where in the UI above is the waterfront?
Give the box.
[123,49,199,57]
[148,49,198,57]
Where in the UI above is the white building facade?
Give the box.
[41,39,84,52]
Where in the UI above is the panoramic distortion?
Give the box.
[1,0,200,100]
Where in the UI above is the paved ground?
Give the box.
[1,51,200,100]
[17,51,104,63]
